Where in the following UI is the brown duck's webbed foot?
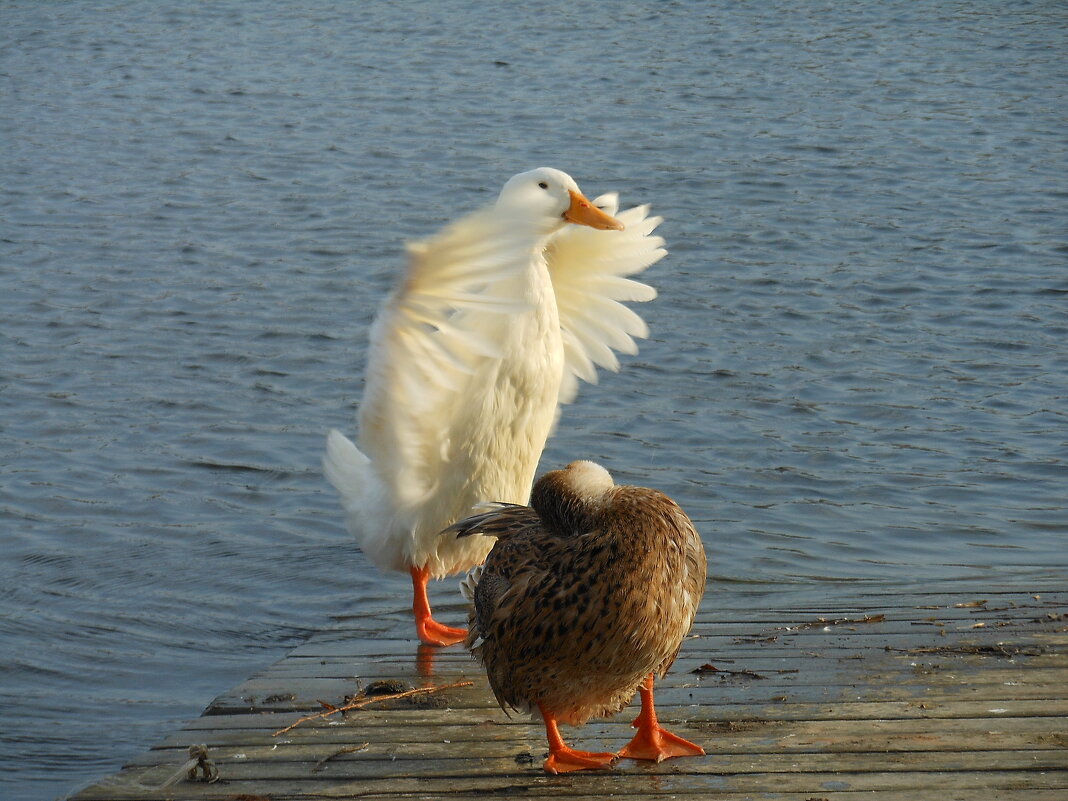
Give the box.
[539,704,617,774]
[618,674,705,762]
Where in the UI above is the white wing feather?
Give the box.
[362,206,538,505]
[546,193,665,404]
[325,204,536,570]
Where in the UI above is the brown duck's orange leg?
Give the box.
[410,565,467,647]
[618,674,705,762]
[539,704,618,774]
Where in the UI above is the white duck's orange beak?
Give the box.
[563,189,625,231]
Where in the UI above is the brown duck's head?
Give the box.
[530,460,615,536]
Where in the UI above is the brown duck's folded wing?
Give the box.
[454,506,551,660]
[443,503,543,541]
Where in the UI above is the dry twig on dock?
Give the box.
[311,742,370,772]
[271,680,473,737]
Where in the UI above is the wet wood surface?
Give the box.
[70,583,1068,800]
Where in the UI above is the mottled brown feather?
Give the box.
[453,461,707,726]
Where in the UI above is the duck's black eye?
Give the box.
[538,182,548,189]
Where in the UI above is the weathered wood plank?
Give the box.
[71,767,1068,800]
[307,587,1066,637]
[266,648,1068,673]
[322,607,1062,632]
[126,728,1068,769]
[175,696,1068,732]
[204,682,1068,718]
[69,791,1068,801]
[241,668,1062,701]
[222,661,1068,693]
[64,791,1068,801]
[153,714,1068,750]
[102,747,1068,782]
[291,609,1068,641]
[283,624,1068,660]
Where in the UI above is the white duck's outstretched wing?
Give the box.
[545,193,665,404]
[355,204,535,513]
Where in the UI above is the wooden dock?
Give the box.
[70,583,1068,800]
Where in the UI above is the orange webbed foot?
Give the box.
[415,617,468,647]
[410,565,467,647]
[539,703,617,774]
[618,725,705,762]
[544,747,618,774]
[619,673,705,762]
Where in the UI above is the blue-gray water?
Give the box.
[2,2,1065,798]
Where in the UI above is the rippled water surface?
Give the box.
[2,2,1066,798]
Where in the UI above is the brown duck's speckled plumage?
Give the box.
[452,461,707,727]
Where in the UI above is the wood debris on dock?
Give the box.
[70,584,1068,800]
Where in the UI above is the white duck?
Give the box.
[324,168,665,646]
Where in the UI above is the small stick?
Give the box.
[271,680,473,736]
[312,742,370,772]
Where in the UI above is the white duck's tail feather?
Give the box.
[323,429,410,573]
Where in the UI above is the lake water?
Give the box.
[1,2,1065,798]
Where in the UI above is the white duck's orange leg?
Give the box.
[539,704,617,774]
[410,565,467,647]
[618,674,705,762]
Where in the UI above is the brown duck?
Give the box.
[448,460,706,773]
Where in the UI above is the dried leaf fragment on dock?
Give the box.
[691,663,768,680]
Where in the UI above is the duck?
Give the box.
[324,169,665,646]
[449,460,707,773]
